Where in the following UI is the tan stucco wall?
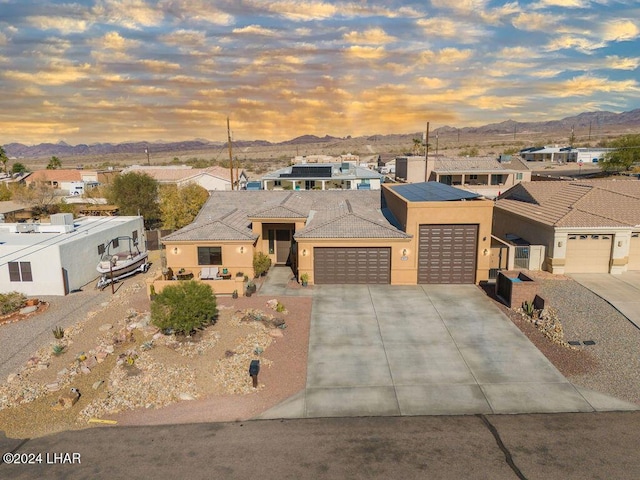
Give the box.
[163,241,255,279]
[383,185,494,283]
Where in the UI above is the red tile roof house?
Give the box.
[493,179,640,274]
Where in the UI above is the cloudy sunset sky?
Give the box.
[0,0,639,145]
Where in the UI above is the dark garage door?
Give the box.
[418,224,477,284]
[314,247,391,284]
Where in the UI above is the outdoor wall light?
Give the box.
[172,247,179,255]
[483,249,490,256]
[618,240,623,247]
[240,246,245,254]
[557,241,563,247]
[402,248,408,256]
[302,249,307,256]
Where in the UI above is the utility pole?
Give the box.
[424,122,430,183]
[227,117,234,190]
[588,121,592,141]
[145,146,150,166]
[513,124,516,140]
[435,132,439,157]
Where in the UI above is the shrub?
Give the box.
[276,301,286,313]
[253,251,272,277]
[0,292,27,315]
[52,344,65,355]
[151,280,218,335]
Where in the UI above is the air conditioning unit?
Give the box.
[16,224,36,233]
[50,213,74,225]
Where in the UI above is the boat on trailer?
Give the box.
[96,236,149,289]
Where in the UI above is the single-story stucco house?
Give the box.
[159,182,494,290]
[493,179,640,274]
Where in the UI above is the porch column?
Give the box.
[321,180,326,190]
[291,180,297,190]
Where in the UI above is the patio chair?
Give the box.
[199,267,219,280]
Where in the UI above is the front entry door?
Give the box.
[275,229,292,264]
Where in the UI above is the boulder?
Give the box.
[58,388,81,409]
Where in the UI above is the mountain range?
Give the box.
[5,109,640,159]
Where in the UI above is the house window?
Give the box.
[132,230,138,244]
[268,230,275,254]
[9,262,33,282]
[197,247,222,265]
[98,244,105,255]
[469,174,478,180]
[516,173,523,180]
[112,237,119,248]
[274,180,282,187]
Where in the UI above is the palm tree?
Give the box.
[412,138,422,156]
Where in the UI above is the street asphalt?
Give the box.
[2,412,640,479]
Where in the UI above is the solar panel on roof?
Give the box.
[281,166,333,178]
[390,182,481,202]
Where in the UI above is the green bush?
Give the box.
[151,281,218,335]
[253,251,272,277]
[0,292,27,315]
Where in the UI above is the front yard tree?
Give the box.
[11,162,27,174]
[600,134,640,173]
[151,280,217,335]
[106,172,160,228]
[160,183,209,230]
[46,156,62,169]
[11,183,58,219]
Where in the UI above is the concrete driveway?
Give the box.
[260,284,637,419]
[570,271,640,330]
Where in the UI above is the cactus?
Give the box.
[52,344,65,355]
[52,326,65,339]
[522,300,535,318]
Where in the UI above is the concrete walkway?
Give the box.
[570,271,640,330]
[259,284,637,419]
[259,265,313,297]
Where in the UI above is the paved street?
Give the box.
[2,412,640,479]
[0,286,111,382]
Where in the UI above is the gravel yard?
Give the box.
[487,271,640,406]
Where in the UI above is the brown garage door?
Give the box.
[627,232,640,270]
[314,247,391,284]
[418,224,477,284]
[565,234,612,273]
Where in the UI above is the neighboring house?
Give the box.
[396,155,531,198]
[23,169,111,195]
[261,163,384,191]
[0,214,145,295]
[121,165,239,190]
[519,146,577,163]
[575,148,615,163]
[160,182,494,287]
[0,201,30,223]
[493,179,640,274]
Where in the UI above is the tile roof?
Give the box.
[123,165,233,183]
[26,169,83,182]
[432,156,531,173]
[164,189,408,242]
[496,179,640,228]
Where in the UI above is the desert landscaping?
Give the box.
[0,259,311,439]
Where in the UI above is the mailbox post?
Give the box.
[249,360,260,388]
